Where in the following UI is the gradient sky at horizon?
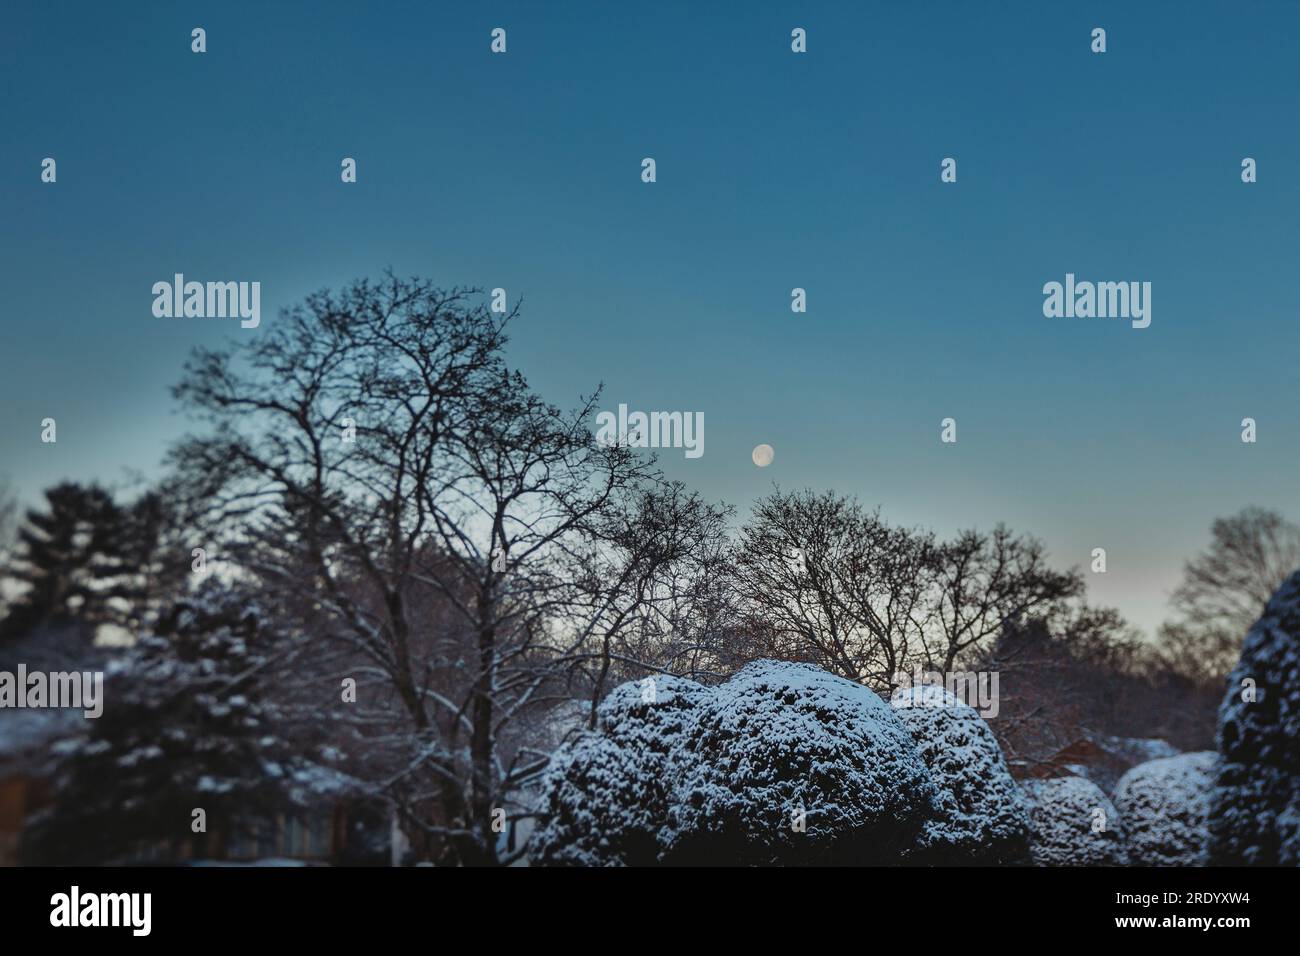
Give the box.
[3,1,1299,638]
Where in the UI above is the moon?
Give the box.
[751,444,774,467]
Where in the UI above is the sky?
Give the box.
[3,1,1298,637]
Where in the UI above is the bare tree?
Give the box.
[1152,622,1239,690]
[565,481,735,721]
[926,525,1082,672]
[1155,506,1300,686]
[1173,506,1300,633]
[168,273,691,864]
[732,488,935,688]
[732,492,1082,687]
[982,602,1220,771]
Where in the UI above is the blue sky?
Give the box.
[3,1,1298,635]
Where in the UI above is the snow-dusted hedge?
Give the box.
[1113,752,1214,866]
[527,674,706,866]
[666,661,937,865]
[525,730,668,866]
[596,673,709,746]
[891,684,1031,864]
[529,661,938,866]
[1208,569,1300,865]
[1024,776,1127,866]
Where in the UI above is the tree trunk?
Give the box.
[468,589,498,865]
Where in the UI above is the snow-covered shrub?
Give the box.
[1024,776,1127,866]
[525,731,666,866]
[1208,569,1300,865]
[527,674,706,866]
[1113,752,1215,866]
[596,673,709,745]
[665,660,937,865]
[891,684,1031,864]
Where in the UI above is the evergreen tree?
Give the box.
[26,583,308,863]
[115,489,189,634]
[1208,569,1300,865]
[1,483,186,644]
[0,482,124,642]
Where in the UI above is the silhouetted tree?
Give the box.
[732,488,935,687]
[0,478,16,619]
[731,490,1082,688]
[167,273,712,864]
[926,525,1083,673]
[982,606,1218,771]
[0,482,185,645]
[0,482,123,642]
[565,481,734,724]
[1155,506,1300,687]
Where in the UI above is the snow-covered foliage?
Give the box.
[1067,736,1182,794]
[891,684,1031,864]
[1113,752,1215,865]
[524,731,666,867]
[26,584,328,863]
[0,623,107,777]
[530,662,938,866]
[596,673,710,744]
[527,675,707,866]
[1024,776,1127,866]
[1208,569,1300,865]
[667,661,936,865]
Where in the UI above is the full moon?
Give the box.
[751,444,774,467]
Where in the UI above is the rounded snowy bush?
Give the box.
[1024,776,1127,866]
[527,674,706,866]
[1113,752,1214,866]
[891,684,1031,864]
[526,731,663,867]
[1209,569,1300,865]
[665,660,937,865]
[596,673,710,746]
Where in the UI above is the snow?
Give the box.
[530,661,939,866]
[1113,752,1215,865]
[115,745,164,768]
[0,706,83,768]
[1059,736,1184,794]
[666,661,936,865]
[597,673,708,744]
[288,761,364,800]
[891,684,1031,864]
[1023,776,1127,866]
[1208,569,1300,865]
[197,775,236,794]
[0,623,108,775]
[526,731,668,866]
[1105,736,1181,764]
[21,584,329,863]
[527,674,708,866]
